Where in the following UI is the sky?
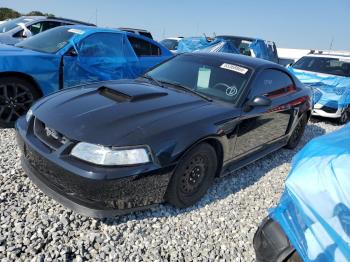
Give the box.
[1,0,350,51]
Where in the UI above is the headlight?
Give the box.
[26,109,33,122]
[70,142,151,166]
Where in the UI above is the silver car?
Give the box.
[0,16,94,45]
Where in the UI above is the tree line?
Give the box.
[0,7,54,21]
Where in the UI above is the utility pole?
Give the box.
[95,8,98,25]
[329,37,334,51]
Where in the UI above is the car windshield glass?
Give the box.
[0,17,33,33]
[147,54,251,104]
[293,56,350,77]
[15,26,75,53]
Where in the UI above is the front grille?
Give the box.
[33,118,68,150]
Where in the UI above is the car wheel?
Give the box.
[338,107,350,125]
[166,143,218,208]
[0,77,39,128]
[285,113,308,149]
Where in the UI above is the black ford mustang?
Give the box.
[16,53,312,218]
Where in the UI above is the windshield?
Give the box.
[147,54,251,104]
[293,56,350,77]
[15,26,75,53]
[0,17,34,33]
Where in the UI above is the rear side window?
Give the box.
[127,36,161,56]
[250,69,295,98]
[139,32,153,39]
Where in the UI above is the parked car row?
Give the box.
[0,15,349,262]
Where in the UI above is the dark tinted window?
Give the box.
[128,36,161,56]
[293,56,350,77]
[250,69,295,98]
[28,21,62,35]
[147,55,251,104]
[139,32,153,39]
[77,33,124,57]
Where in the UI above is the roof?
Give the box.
[19,16,95,26]
[118,27,150,33]
[305,53,350,59]
[182,52,280,70]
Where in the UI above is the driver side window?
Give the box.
[250,69,295,99]
[77,33,124,57]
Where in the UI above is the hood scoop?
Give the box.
[98,85,168,102]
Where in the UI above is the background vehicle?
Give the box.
[254,124,350,262]
[217,35,279,63]
[289,53,350,124]
[0,16,95,45]
[0,25,172,127]
[176,36,239,54]
[118,27,153,39]
[17,53,311,218]
[160,37,184,52]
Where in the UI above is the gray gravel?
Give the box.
[0,120,341,261]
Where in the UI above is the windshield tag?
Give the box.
[220,63,248,74]
[68,29,85,35]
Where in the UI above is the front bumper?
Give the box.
[312,103,343,118]
[16,117,174,218]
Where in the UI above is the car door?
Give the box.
[127,35,164,74]
[62,32,140,88]
[233,69,296,157]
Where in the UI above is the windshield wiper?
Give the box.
[141,74,164,88]
[159,80,213,102]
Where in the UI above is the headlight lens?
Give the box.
[70,142,151,166]
[26,109,33,122]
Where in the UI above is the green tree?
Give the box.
[26,11,55,17]
[0,7,20,20]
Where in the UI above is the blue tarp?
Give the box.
[271,124,350,261]
[289,67,350,109]
[176,37,239,54]
[249,39,271,61]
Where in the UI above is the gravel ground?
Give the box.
[0,120,341,261]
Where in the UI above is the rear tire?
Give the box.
[285,113,308,149]
[166,143,218,208]
[0,77,40,128]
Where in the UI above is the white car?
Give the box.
[289,53,350,123]
[159,37,183,52]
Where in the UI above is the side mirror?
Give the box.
[243,95,272,112]
[21,30,28,38]
[65,48,78,57]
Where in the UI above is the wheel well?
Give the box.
[0,72,43,97]
[201,138,224,177]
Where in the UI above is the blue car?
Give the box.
[0,25,172,127]
[254,124,350,262]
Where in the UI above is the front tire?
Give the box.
[0,77,40,128]
[166,143,218,208]
[338,107,350,125]
[285,113,308,149]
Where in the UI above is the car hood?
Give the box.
[32,81,215,145]
[0,43,42,55]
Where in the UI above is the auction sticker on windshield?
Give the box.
[220,63,248,74]
[68,29,85,35]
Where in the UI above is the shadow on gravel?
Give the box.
[100,123,327,225]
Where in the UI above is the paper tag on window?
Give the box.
[68,29,85,35]
[220,63,248,74]
[197,67,211,88]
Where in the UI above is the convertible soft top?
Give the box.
[271,124,350,261]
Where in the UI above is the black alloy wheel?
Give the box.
[166,143,218,208]
[285,113,308,149]
[0,77,39,128]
